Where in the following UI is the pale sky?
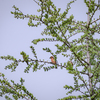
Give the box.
[0,0,100,100]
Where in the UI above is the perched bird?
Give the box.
[69,61,73,66]
[67,61,73,68]
[66,61,73,73]
[50,56,56,64]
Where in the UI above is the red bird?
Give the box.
[50,56,56,64]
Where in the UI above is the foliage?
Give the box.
[0,73,36,100]
[1,0,100,100]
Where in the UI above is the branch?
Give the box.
[91,17,100,24]
[0,76,34,100]
[72,20,87,28]
[79,71,89,75]
[56,22,71,47]
[56,21,89,69]
[88,6,99,26]
[91,61,100,78]
[78,89,89,96]
[33,0,41,6]
[76,69,90,93]
[57,22,89,68]
[28,58,67,68]
[67,32,78,40]
[32,38,59,45]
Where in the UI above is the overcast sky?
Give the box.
[0,0,100,100]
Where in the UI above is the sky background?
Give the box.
[0,0,100,100]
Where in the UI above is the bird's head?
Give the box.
[50,56,54,59]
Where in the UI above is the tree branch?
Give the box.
[76,69,90,93]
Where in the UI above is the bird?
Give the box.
[66,61,74,74]
[69,61,73,66]
[50,56,56,64]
